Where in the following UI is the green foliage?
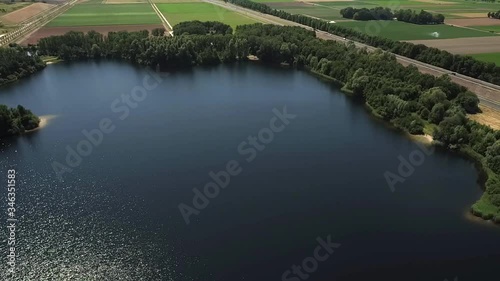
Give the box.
[173,21,233,36]
[455,91,480,113]
[487,11,500,19]
[419,87,447,110]
[487,140,500,174]
[429,103,445,124]
[152,28,166,37]
[227,0,500,86]
[0,45,45,86]
[340,7,445,25]
[434,113,469,146]
[394,9,445,24]
[0,104,40,137]
[340,7,393,21]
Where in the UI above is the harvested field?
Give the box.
[446,18,500,26]
[469,106,500,131]
[407,36,500,54]
[22,24,164,45]
[451,12,489,18]
[0,3,55,24]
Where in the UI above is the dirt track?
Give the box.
[407,36,500,54]
[1,3,55,24]
[22,24,164,44]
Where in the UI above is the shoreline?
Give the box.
[7,58,500,225]
[26,114,57,133]
[408,133,434,144]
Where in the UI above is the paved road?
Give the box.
[204,0,500,111]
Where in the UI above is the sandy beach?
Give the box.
[27,114,57,132]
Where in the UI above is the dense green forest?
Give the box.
[0,44,46,86]
[3,21,500,220]
[340,7,394,21]
[227,0,500,86]
[394,9,445,24]
[0,104,40,137]
[340,7,444,24]
[488,10,500,19]
[173,21,233,36]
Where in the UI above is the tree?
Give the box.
[345,68,370,97]
[152,28,165,36]
[455,91,479,113]
[429,103,445,124]
[419,87,447,110]
[487,140,500,174]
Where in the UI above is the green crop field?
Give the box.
[334,20,497,40]
[46,4,161,27]
[470,52,500,65]
[473,25,500,33]
[157,2,259,28]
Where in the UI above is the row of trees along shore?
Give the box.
[488,11,500,19]
[0,44,45,86]
[27,22,500,221]
[0,45,44,136]
[340,7,445,24]
[225,0,500,86]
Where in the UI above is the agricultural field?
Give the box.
[1,2,55,25]
[23,2,164,44]
[0,2,32,16]
[334,20,496,40]
[157,2,259,28]
[470,52,500,65]
[46,3,161,27]
[474,25,500,33]
[261,0,500,62]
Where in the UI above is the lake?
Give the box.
[0,61,499,281]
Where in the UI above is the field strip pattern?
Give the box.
[148,0,173,34]
[45,4,161,27]
[0,0,79,47]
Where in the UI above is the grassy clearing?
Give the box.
[334,20,497,40]
[0,2,31,16]
[46,4,161,27]
[157,2,258,28]
[469,52,500,65]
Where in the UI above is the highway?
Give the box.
[203,0,500,111]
